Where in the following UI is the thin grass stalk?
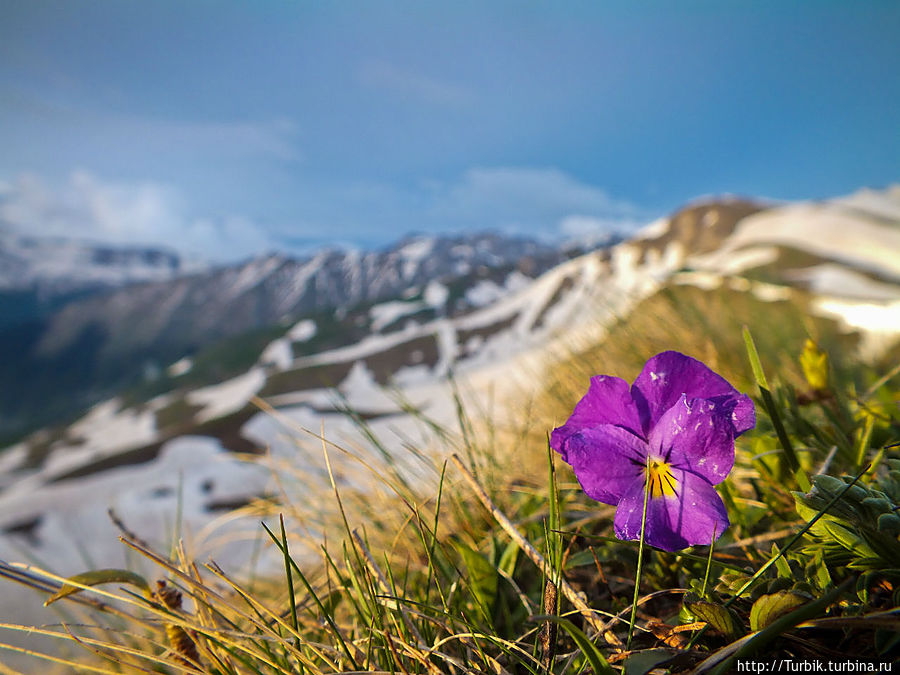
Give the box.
[449,375,480,481]
[260,522,359,669]
[701,525,717,599]
[860,359,900,402]
[425,461,450,614]
[853,412,876,472]
[199,559,334,669]
[0,642,146,675]
[251,395,419,510]
[62,621,202,675]
[278,515,301,645]
[190,567,294,669]
[177,554,239,675]
[1,623,195,674]
[626,460,651,651]
[351,529,428,650]
[340,539,389,667]
[148,599,300,673]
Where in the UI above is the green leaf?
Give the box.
[771,544,792,578]
[877,513,900,534]
[624,648,677,675]
[749,591,808,631]
[497,539,519,577]
[808,550,832,590]
[686,599,740,637]
[454,541,498,612]
[564,549,597,569]
[821,521,871,554]
[45,569,150,606]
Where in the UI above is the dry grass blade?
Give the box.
[201,561,333,670]
[0,642,129,675]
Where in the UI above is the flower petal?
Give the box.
[648,395,736,485]
[729,394,756,436]
[550,375,644,460]
[562,426,647,505]
[614,468,730,552]
[632,351,753,435]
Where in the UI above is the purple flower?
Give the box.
[550,351,755,552]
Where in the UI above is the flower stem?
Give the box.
[626,463,651,650]
[700,524,716,599]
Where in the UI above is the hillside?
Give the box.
[0,186,898,641]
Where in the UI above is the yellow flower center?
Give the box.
[645,457,678,498]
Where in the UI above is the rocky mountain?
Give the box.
[0,231,588,439]
[0,186,898,633]
[0,232,198,328]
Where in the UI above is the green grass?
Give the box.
[1,279,898,673]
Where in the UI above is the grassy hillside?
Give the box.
[1,280,897,673]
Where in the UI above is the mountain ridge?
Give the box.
[0,230,596,438]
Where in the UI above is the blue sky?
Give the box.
[0,1,898,260]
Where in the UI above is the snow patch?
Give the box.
[398,238,434,280]
[423,280,449,308]
[465,280,505,307]
[288,319,317,341]
[166,357,193,377]
[811,298,900,361]
[370,300,427,332]
[260,338,293,370]
[673,271,723,290]
[338,361,397,409]
[226,256,283,298]
[188,368,266,423]
[749,282,792,302]
[829,185,900,222]
[633,217,670,241]
[782,264,900,301]
[692,245,780,275]
[69,400,158,456]
[505,271,531,292]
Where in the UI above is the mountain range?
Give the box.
[0,231,590,440]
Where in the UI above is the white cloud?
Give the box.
[0,171,274,261]
[180,215,275,261]
[427,166,649,236]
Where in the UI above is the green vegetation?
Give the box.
[1,280,898,673]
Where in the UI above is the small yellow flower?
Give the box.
[800,339,829,391]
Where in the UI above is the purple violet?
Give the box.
[550,351,755,552]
